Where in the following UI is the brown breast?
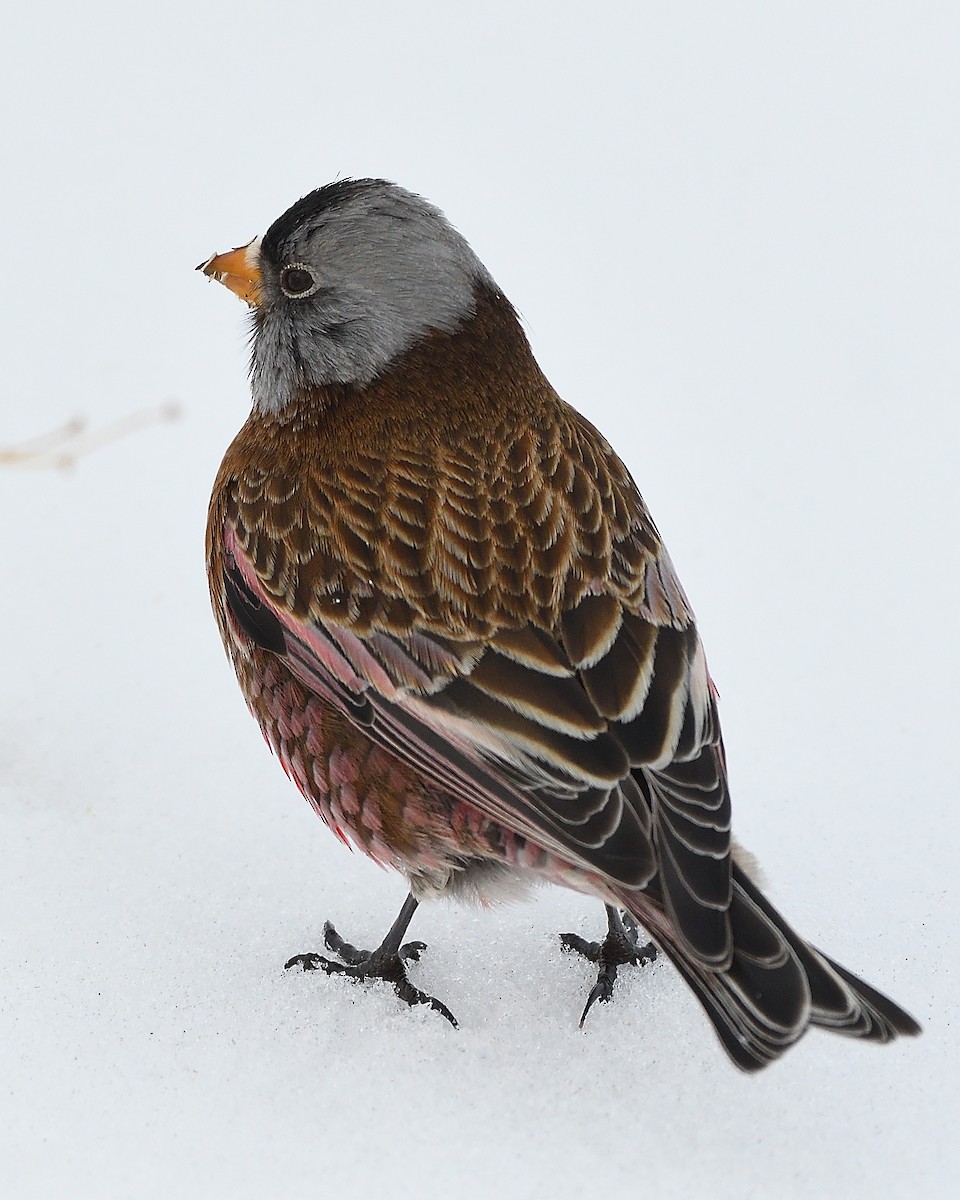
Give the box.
[207,286,673,649]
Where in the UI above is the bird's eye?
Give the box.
[280,265,318,297]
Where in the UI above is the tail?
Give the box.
[622,864,921,1071]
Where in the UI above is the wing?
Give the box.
[214,404,733,967]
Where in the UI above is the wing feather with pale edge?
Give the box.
[221,506,732,967]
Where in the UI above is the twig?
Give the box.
[0,402,181,469]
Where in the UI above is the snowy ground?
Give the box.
[2,3,958,1197]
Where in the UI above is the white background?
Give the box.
[2,3,957,1197]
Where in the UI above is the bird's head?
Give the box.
[199,179,495,414]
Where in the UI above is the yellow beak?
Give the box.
[197,236,262,307]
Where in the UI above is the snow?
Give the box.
[2,3,957,1197]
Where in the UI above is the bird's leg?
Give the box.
[285,893,457,1026]
[560,905,658,1026]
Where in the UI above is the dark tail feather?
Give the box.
[734,866,921,1042]
[811,947,922,1039]
[621,863,920,1071]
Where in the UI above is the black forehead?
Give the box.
[261,178,392,263]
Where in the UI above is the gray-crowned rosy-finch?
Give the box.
[200,179,919,1069]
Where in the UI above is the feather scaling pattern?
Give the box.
[204,180,919,1069]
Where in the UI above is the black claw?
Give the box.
[387,964,458,1027]
[559,933,602,962]
[620,911,642,941]
[322,921,368,966]
[579,967,618,1027]
[284,952,325,971]
[286,911,457,1027]
[560,908,658,1026]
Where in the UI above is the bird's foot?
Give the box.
[560,908,657,1026]
[285,919,457,1027]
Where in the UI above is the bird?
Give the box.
[199,178,920,1069]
